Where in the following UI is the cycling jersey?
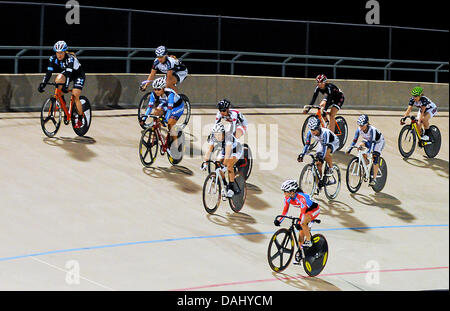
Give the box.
[145,88,184,121]
[301,128,339,160]
[215,109,248,134]
[42,54,85,90]
[350,125,384,154]
[279,192,320,224]
[408,96,437,112]
[208,131,243,160]
[309,83,344,110]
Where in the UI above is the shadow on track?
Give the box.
[142,165,202,194]
[42,136,97,162]
[205,212,264,243]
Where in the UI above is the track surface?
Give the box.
[0,108,448,291]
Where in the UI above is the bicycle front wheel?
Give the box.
[267,228,295,273]
[202,172,221,214]
[299,164,317,197]
[424,125,441,158]
[40,98,62,137]
[346,157,363,193]
[139,127,159,167]
[398,125,416,158]
[324,164,341,200]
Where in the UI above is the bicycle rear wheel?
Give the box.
[237,143,253,181]
[398,125,416,158]
[324,164,341,200]
[267,228,295,273]
[72,96,92,136]
[334,116,348,151]
[346,157,363,193]
[299,164,317,197]
[139,127,159,167]
[229,174,247,213]
[178,94,191,129]
[301,115,319,151]
[40,98,62,137]
[167,126,185,165]
[202,172,221,214]
[370,157,388,193]
[303,234,329,277]
[424,125,441,158]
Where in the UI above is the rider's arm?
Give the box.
[204,137,215,162]
[300,131,312,157]
[144,92,156,117]
[277,198,290,224]
[308,86,320,106]
[367,127,377,153]
[41,57,55,85]
[349,128,360,148]
[404,99,414,117]
[163,92,175,121]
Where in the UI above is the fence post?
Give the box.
[127,9,132,73]
[15,49,27,74]
[217,15,222,74]
[388,27,392,80]
[305,22,310,77]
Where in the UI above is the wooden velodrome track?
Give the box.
[0,108,448,290]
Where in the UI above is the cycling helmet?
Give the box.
[212,123,225,134]
[411,86,423,97]
[53,41,68,52]
[357,114,369,126]
[281,180,298,193]
[217,99,231,111]
[155,45,168,57]
[315,74,327,83]
[152,77,166,89]
[307,117,321,131]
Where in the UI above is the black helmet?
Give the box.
[217,99,231,111]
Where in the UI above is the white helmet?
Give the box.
[281,180,298,192]
[307,117,321,131]
[53,41,68,52]
[152,77,166,89]
[212,123,225,134]
[155,45,168,57]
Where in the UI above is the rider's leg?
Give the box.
[421,112,432,139]
[166,72,179,93]
[71,88,84,118]
[328,106,339,133]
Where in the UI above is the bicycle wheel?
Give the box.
[137,92,152,129]
[237,143,253,181]
[267,228,295,273]
[398,125,416,158]
[424,125,441,158]
[324,164,341,200]
[346,157,363,193]
[72,96,92,137]
[229,174,247,213]
[301,115,318,151]
[334,116,348,151]
[299,164,317,197]
[178,94,191,129]
[303,234,328,277]
[202,172,221,214]
[167,126,185,165]
[40,98,62,137]
[139,127,159,167]
[370,157,388,193]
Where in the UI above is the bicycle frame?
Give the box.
[148,115,171,153]
[351,148,373,182]
[303,104,344,135]
[205,160,229,200]
[47,83,74,121]
[407,116,433,147]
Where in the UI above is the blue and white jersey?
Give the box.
[152,56,187,74]
[145,88,184,121]
[301,128,339,158]
[349,125,383,153]
[408,96,437,111]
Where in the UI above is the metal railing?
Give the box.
[0,46,448,82]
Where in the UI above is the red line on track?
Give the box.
[170,266,449,291]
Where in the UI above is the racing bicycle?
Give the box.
[345,146,388,193]
[202,160,247,214]
[298,152,341,200]
[267,215,328,277]
[207,143,253,181]
[398,116,441,159]
[301,104,348,151]
[40,82,92,137]
[138,115,185,167]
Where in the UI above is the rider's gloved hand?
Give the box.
[400,117,406,125]
[61,85,69,93]
[297,154,304,163]
[139,83,147,92]
[200,162,207,171]
[38,83,46,93]
[274,219,281,226]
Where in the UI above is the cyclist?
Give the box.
[400,86,438,141]
[346,114,385,186]
[201,123,243,198]
[274,180,320,250]
[298,117,339,188]
[38,41,86,128]
[306,74,344,133]
[215,99,249,140]
[140,76,185,153]
[140,45,188,93]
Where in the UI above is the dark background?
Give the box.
[0,0,448,82]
